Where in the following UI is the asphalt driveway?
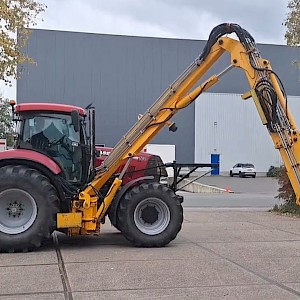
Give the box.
[193,175,279,195]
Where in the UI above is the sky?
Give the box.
[0,0,290,99]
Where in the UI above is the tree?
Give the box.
[0,97,14,146]
[273,0,300,214]
[273,165,300,215]
[284,0,300,46]
[0,0,45,85]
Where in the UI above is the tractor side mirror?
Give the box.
[71,110,80,132]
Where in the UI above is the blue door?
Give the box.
[211,154,220,175]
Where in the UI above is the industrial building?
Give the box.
[17,29,300,173]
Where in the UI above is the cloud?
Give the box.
[0,0,290,98]
[38,0,288,44]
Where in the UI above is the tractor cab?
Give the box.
[13,103,92,185]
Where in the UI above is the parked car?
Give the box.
[230,163,256,178]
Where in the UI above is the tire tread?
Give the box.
[0,165,59,253]
[118,182,183,247]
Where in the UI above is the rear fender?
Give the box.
[0,149,65,202]
[108,176,154,226]
[0,149,61,174]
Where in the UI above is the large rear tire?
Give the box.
[108,209,121,232]
[0,165,59,252]
[117,182,183,247]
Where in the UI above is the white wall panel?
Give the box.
[195,93,300,173]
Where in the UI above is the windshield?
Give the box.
[243,164,254,168]
[19,113,83,183]
[22,114,80,144]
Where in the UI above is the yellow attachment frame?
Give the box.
[57,213,82,228]
[57,178,122,233]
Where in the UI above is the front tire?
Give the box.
[117,182,183,247]
[0,165,59,252]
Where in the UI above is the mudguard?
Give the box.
[0,149,61,174]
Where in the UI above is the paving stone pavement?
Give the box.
[1,209,300,300]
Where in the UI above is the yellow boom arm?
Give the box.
[77,23,300,228]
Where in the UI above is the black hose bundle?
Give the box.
[57,176,79,198]
[255,79,278,131]
[199,23,288,132]
[199,23,255,61]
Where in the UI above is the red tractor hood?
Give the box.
[95,146,151,166]
[95,146,167,185]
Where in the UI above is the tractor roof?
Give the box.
[15,103,86,116]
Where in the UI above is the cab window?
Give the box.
[20,113,83,183]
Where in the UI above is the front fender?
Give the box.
[0,149,61,174]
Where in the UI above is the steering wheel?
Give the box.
[49,135,66,146]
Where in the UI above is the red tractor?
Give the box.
[0,102,180,252]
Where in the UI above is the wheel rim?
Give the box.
[134,197,170,235]
[0,188,38,234]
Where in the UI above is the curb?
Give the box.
[175,178,235,193]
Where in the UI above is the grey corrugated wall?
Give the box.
[17,29,300,163]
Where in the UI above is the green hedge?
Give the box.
[272,166,300,215]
